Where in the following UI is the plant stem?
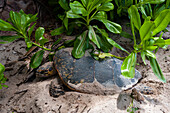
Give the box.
[32,42,52,51]
[111,55,127,60]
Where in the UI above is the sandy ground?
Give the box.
[0,0,170,113]
[0,30,169,113]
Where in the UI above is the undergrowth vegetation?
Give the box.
[0,0,170,88]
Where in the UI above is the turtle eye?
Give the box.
[49,67,53,71]
[40,71,44,74]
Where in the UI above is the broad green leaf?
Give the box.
[128,5,141,30]
[92,11,107,20]
[0,63,5,75]
[93,25,108,37]
[93,26,128,53]
[63,17,68,30]
[59,0,70,11]
[51,26,65,36]
[145,50,156,59]
[70,1,88,16]
[139,21,156,41]
[165,39,170,45]
[98,2,114,11]
[72,31,89,58]
[152,9,170,36]
[166,0,170,8]
[140,6,147,19]
[25,13,38,27]
[141,51,146,65]
[96,35,112,52]
[30,50,44,68]
[0,19,15,31]
[146,46,158,51]
[35,27,45,43]
[20,12,26,25]
[99,19,122,33]
[10,11,21,29]
[149,57,166,83]
[0,35,21,44]
[154,39,165,47]
[26,41,33,48]
[2,85,8,88]
[121,52,137,78]
[67,10,84,19]
[140,0,165,4]
[106,37,129,54]
[88,26,100,48]
[38,36,48,46]
[81,0,89,7]
[28,23,36,38]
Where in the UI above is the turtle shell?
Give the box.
[54,48,142,95]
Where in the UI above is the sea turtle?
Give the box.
[36,48,147,95]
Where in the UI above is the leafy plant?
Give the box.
[113,0,168,20]
[0,63,8,89]
[0,10,54,68]
[120,7,170,82]
[51,0,129,58]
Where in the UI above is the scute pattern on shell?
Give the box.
[53,48,142,95]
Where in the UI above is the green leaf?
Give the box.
[0,19,15,31]
[141,51,146,65]
[39,36,48,46]
[98,2,114,11]
[67,10,84,19]
[149,57,166,83]
[0,35,21,44]
[146,46,158,51]
[96,35,112,52]
[72,31,89,58]
[128,5,141,30]
[140,0,165,4]
[70,1,88,16]
[63,17,68,30]
[35,27,45,43]
[88,26,100,48]
[106,37,129,54]
[10,11,21,29]
[145,50,156,59]
[165,39,170,45]
[139,21,156,41]
[93,26,128,53]
[152,9,170,36]
[121,52,137,78]
[30,50,44,68]
[92,11,107,20]
[2,85,8,88]
[99,19,122,34]
[0,63,5,75]
[154,39,165,47]
[59,0,70,11]
[25,13,38,27]
[51,26,65,36]
[81,0,89,7]
[28,23,36,38]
